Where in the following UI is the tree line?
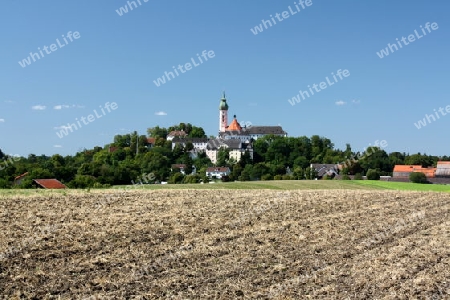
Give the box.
[0,123,448,188]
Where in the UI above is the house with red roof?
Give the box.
[393,165,437,178]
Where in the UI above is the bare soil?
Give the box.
[0,189,449,299]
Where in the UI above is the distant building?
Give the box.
[108,146,119,153]
[167,130,188,141]
[146,137,156,149]
[310,164,339,179]
[206,167,231,179]
[436,161,450,178]
[217,92,287,140]
[14,172,29,186]
[393,165,437,178]
[171,164,186,175]
[33,179,67,189]
[171,137,208,151]
[206,138,253,164]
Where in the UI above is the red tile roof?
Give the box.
[168,130,188,137]
[172,164,186,169]
[147,138,156,144]
[33,179,67,189]
[14,172,29,180]
[206,167,230,173]
[393,165,436,177]
[393,165,422,172]
[226,116,242,131]
[108,146,119,153]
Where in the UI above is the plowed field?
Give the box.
[0,189,449,299]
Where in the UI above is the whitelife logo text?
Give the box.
[18,31,81,68]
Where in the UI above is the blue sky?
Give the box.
[1,1,449,157]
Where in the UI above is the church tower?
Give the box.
[219,91,229,133]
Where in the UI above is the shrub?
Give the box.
[92,182,111,189]
[366,169,380,180]
[183,174,201,184]
[342,174,351,180]
[274,175,282,180]
[409,172,428,184]
[169,173,184,184]
[354,173,363,180]
[0,179,11,189]
[322,174,333,180]
[261,174,272,181]
[282,174,293,180]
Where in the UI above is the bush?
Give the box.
[342,174,351,180]
[92,182,111,189]
[274,175,282,180]
[169,173,184,184]
[366,169,380,180]
[183,174,201,184]
[282,174,293,180]
[409,172,428,184]
[0,179,11,189]
[261,174,272,181]
[354,173,363,180]
[322,174,333,180]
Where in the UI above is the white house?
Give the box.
[206,167,231,179]
[206,138,253,164]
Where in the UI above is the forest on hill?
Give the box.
[0,123,448,188]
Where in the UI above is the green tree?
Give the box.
[216,148,229,167]
[169,172,184,184]
[147,126,168,139]
[189,126,206,138]
[354,173,363,180]
[366,169,380,180]
[409,172,428,184]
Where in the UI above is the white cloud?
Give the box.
[54,105,70,110]
[53,125,72,130]
[53,145,62,148]
[32,105,46,110]
[335,100,346,106]
[0,119,5,122]
[352,99,361,104]
[54,104,84,110]
[155,111,167,116]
